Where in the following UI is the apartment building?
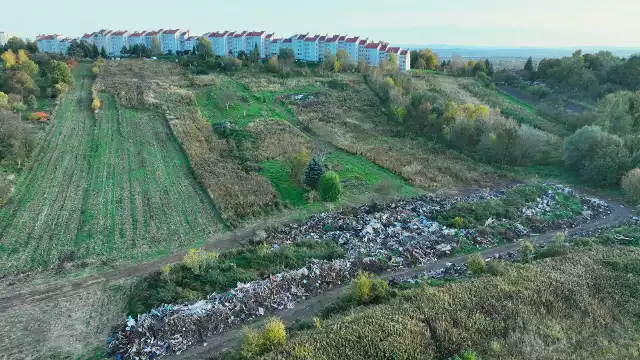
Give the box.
[109,30,129,56]
[30,26,411,70]
[0,32,9,46]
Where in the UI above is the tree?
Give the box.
[50,60,73,87]
[15,50,39,79]
[278,48,295,67]
[1,50,17,69]
[318,171,342,202]
[595,91,638,135]
[151,35,161,55]
[303,156,325,189]
[3,37,26,53]
[415,58,427,70]
[237,50,248,61]
[468,253,486,275]
[100,47,108,59]
[0,92,8,109]
[196,36,213,60]
[218,89,236,110]
[284,150,311,182]
[11,102,26,118]
[524,56,534,72]
[26,94,37,109]
[25,40,39,54]
[622,168,640,201]
[564,125,630,185]
[5,71,38,97]
[248,44,260,63]
[484,59,495,77]
[265,57,280,73]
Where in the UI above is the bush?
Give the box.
[91,97,101,111]
[182,248,219,274]
[564,126,630,185]
[622,168,640,201]
[284,150,311,183]
[519,241,535,263]
[467,253,486,275]
[28,112,49,121]
[241,318,287,358]
[303,156,325,189]
[352,271,390,305]
[486,260,506,276]
[318,171,342,202]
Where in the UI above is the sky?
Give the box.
[3,0,640,48]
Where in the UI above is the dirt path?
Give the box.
[168,194,631,359]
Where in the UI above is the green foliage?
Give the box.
[622,168,640,201]
[0,92,8,109]
[127,240,346,315]
[50,60,73,87]
[486,260,506,276]
[304,155,325,190]
[196,36,213,59]
[352,271,391,305]
[241,318,287,358]
[564,125,630,186]
[284,150,312,183]
[468,253,486,275]
[318,171,342,202]
[519,241,536,263]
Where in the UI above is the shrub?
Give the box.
[486,260,506,276]
[28,112,49,121]
[564,126,630,185]
[0,92,8,109]
[241,318,287,358]
[622,168,640,201]
[318,171,342,202]
[91,97,101,111]
[352,271,390,305]
[303,156,325,189]
[265,57,280,74]
[182,248,219,274]
[284,150,311,183]
[26,94,37,109]
[467,253,486,275]
[519,241,535,263]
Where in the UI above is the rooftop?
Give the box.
[345,36,360,43]
[365,42,380,49]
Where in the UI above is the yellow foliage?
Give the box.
[353,271,373,303]
[91,98,101,111]
[241,318,287,357]
[160,264,172,277]
[17,49,29,64]
[182,248,219,274]
[0,92,8,109]
[1,50,17,69]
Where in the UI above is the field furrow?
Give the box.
[0,64,222,274]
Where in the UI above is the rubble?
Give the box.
[108,260,355,359]
[108,184,614,359]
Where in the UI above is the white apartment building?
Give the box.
[232,31,247,56]
[399,50,410,71]
[302,35,320,62]
[209,31,230,56]
[183,36,198,53]
[338,35,347,52]
[93,29,112,52]
[36,34,64,53]
[245,31,266,57]
[324,35,339,58]
[378,43,389,64]
[293,33,307,60]
[59,38,72,54]
[109,31,129,56]
[128,31,145,47]
[345,36,360,63]
[0,32,9,46]
[144,30,162,49]
[160,29,180,54]
[364,42,382,66]
[317,35,327,61]
[358,39,368,62]
[179,31,190,53]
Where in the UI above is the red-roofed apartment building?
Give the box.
[36,34,65,53]
[245,31,270,58]
[160,29,182,54]
[345,36,360,63]
[109,30,129,56]
[293,33,308,60]
[303,34,321,61]
[399,49,411,71]
[208,31,230,56]
[128,31,146,47]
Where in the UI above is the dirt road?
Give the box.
[170,194,631,360]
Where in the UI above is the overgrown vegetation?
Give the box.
[256,242,640,360]
[127,240,346,315]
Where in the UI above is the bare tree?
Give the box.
[218,90,236,111]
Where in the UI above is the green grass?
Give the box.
[0,65,222,274]
[260,160,309,206]
[495,88,537,113]
[127,240,346,315]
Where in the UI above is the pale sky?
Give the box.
[4,0,640,48]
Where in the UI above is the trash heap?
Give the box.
[107,259,354,360]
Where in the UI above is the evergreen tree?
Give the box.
[484,59,495,77]
[304,156,325,189]
[524,56,534,72]
[100,47,108,59]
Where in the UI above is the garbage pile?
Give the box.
[260,190,511,268]
[108,259,354,359]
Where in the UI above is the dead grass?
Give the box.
[247,118,312,162]
[96,61,279,225]
[283,75,495,188]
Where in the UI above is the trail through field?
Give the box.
[0,64,222,275]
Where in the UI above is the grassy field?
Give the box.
[190,71,423,209]
[258,242,640,360]
[0,64,222,274]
